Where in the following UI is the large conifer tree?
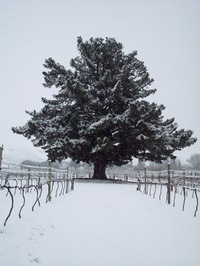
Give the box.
[12,37,197,179]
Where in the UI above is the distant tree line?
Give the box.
[21,153,200,172]
[21,160,61,169]
[187,154,200,170]
[134,154,200,171]
[134,158,182,171]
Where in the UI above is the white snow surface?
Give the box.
[0,180,200,266]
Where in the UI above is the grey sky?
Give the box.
[1,0,200,163]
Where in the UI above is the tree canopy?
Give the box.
[12,37,197,179]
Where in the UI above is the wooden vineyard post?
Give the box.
[47,160,52,202]
[66,167,69,193]
[183,168,186,187]
[171,170,174,192]
[167,163,171,204]
[136,171,141,191]
[0,145,3,170]
[71,177,75,191]
[144,167,147,194]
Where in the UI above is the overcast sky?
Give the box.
[1,0,200,163]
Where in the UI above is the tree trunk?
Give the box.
[92,161,107,180]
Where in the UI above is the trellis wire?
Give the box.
[0,161,75,226]
[106,166,200,217]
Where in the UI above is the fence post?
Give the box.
[183,168,185,187]
[66,167,69,193]
[0,145,3,171]
[144,167,147,194]
[137,171,141,191]
[171,170,174,191]
[47,160,52,202]
[27,167,31,192]
[71,177,75,191]
[167,163,171,204]
[66,166,69,179]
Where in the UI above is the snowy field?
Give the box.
[0,180,200,266]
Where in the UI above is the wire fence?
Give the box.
[74,164,200,217]
[105,166,200,217]
[0,160,75,226]
[1,159,200,226]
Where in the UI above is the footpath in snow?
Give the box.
[0,180,200,266]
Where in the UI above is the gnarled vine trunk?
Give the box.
[92,161,107,180]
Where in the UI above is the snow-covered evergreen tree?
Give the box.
[12,37,197,179]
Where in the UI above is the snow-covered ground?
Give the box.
[0,180,200,266]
